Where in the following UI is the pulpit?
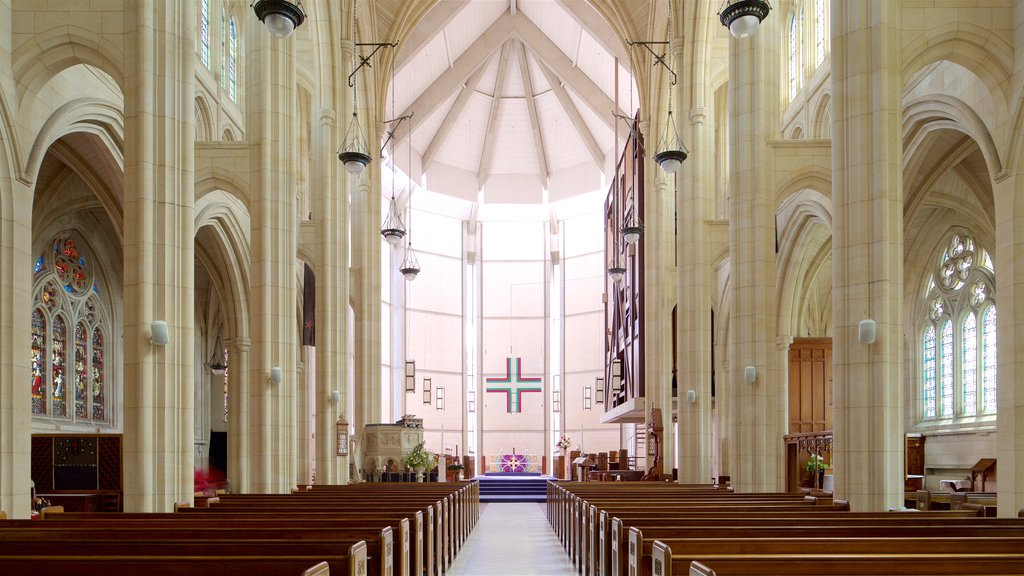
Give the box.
[362,416,423,476]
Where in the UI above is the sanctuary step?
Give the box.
[475,474,550,503]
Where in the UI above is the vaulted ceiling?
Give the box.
[382,0,641,203]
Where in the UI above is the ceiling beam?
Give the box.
[515,40,549,184]
[391,12,515,145]
[421,63,490,171]
[395,0,471,72]
[512,15,616,130]
[534,52,605,171]
[477,40,513,185]
[555,0,630,64]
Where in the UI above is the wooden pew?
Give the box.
[0,540,367,576]
[651,546,1024,576]
[636,533,1024,576]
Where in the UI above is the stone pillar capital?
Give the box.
[227,337,252,353]
[776,335,794,350]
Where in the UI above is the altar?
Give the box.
[485,451,541,473]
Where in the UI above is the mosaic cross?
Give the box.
[486,357,542,413]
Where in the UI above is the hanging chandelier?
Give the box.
[338,0,371,175]
[208,330,227,376]
[400,244,421,281]
[719,0,772,39]
[251,0,305,38]
[652,26,688,174]
[381,195,406,246]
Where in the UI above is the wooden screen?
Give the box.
[787,338,832,433]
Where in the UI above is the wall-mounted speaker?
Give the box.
[858,319,877,344]
[269,366,283,384]
[150,320,169,346]
[744,365,756,384]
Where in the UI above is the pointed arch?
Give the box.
[13,26,125,111]
[194,189,252,342]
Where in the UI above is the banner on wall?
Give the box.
[486,357,542,413]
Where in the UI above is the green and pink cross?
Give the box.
[486,357,542,413]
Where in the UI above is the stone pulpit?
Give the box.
[362,415,424,474]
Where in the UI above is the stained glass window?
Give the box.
[32,309,47,415]
[221,11,227,90]
[200,0,211,68]
[982,306,997,413]
[52,315,67,417]
[92,328,105,421]
[962,312,977,416]
[814,0,827,66]
[74,322,88,419]
[922,325,936,418]
[31,235,108,426]
[788,13,801,99]
[228,17,238,102]
[940,320,953,416]
[920,232,995,423]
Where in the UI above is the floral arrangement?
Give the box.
[446,462,464,471]
[32,497,52,512]
[403,442,438,470]
[804,452,828,472]
[555,434,572,451]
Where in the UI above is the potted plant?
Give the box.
[446,461,465,481]
[805,453,828,488]
[403,442,437,482]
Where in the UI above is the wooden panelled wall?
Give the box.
[788,338,832,433]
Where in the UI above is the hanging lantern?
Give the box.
[339,113,372,175]
[381,196,406,246]
[252,0,305,39]
[653,109,688,173]
[400,244,421,281]
[607,264,626,284]
[719,0,772,39]
[336,414,349,457]
[621,223,643,245]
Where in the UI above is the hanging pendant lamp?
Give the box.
[381,196,406,246]
[252,0,305,38]
[339,112,371,175]
[719,0,772,39]
[400,243,421,281]
[208,331,227,376]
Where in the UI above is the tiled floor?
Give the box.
[446,502,575,575]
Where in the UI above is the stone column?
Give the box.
[726,9,783,493]
[645,174,674,475]
[996,172,1024,516]
[0,0,30,515]
[0,124,31,518]
[353,174,382,434]
[226,337,251,492]
[122,0,196,512]
[675,1,713,484]
[830,0,904,511]
[312,0,350,485]
[246,15,298,494]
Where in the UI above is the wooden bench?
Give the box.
[0,540,366,576]
[652,547,1024,576]
[637,533,1024,575]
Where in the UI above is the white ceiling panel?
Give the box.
[444,0,509,63]
[525,51,552,94]
[536,91,591,170]
[519,0,581,66]
[567,88,616,155]
[504,45,527,98]
[477,54,501,97]
[394,33,451,114]
[615,62,639,116]
[575,31,617,100]
[488,98,539,175]
[435,91,492,172]
[409,88,461,155]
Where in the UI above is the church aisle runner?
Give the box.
[446,502,573,575]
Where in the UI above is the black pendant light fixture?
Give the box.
[208,329,227,376]
[381,62,406,246]
[251,0,305,39]
[719,0,772,39]
[653,5,688,174]
[338,0,371,175]
[399,133,420,281]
